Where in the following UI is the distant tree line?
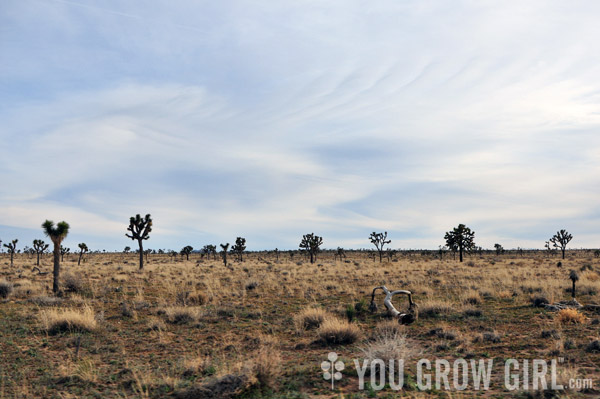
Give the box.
[0,213,583,298]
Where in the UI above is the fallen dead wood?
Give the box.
[32,266,49,276]
[369,285,418,324]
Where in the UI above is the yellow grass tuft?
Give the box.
[316,316,362,345]
[556,308,587,325]
[40,305,98,334]
[162,306,203,324]
[251,347,283,389]
[294,306,328,331]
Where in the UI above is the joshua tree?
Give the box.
[220,243,230,266]
[438,245,447,260]
[569,270,579,298]
[299,233,323,264]
[494,243,504,256]
[24,246,33,257]
[201,245,217,260]
[33,239,49,266]
[124,246,131,254]
[125,214,152,270]
[60,246,70,262]
[595,249,600,258]
[550,229,572,260]
[544,241,552,257]
[386,248,397,261]
[444,224,475,262]
[200,245,209,259]
[334,247,346,261]
[181,245,193,261]
[3,239,18,267]
[42,220,69,294]
[231,237,246,262]
[274,248,279,261]
[369,232,391,263]
[78,243,88,266]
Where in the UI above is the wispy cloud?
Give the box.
[1,0,599,250]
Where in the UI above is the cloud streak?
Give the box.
[1,1,600,250]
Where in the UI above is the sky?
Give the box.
[1,0,600,252]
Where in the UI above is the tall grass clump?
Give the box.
[294,306,328,331]
[361,331,417,367]
[556,309,586,325]
[162,306,203,324]
[40,305,98,334]
[0,280,13,299]
[316,316,361,345]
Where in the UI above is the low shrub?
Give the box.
[293,306,328,331]
[0,280,13,299]
[317,317,361,345]
[374,319,405,337]
[541,329,561,339]
[556,309,586,325]
[62,273,85,293]
[361,331,416,370]
[428,327,458,340]
[531,296,550,307]
[419,300,456,318]
[40,306,98,334]
[162,306,203,324]
[585,340,600,353]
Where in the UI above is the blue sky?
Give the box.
[1,0,599,251]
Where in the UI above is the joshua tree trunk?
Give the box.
[562,249,566,260]
[78,251,83,266]
[572,280,576,298]
[138,239,144,270]
[37,252,40,266]
[459,246,463,262]
[52,241,60,294]
[10,251,14,267]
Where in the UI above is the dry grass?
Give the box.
[250,347,283,389]
[461,290,482,305]
[316,316,362,345]
[293,306,328,331]
[419,299,458,318]
[0,279,13,298]
[361,331,417,365]
[2,250,600,397]
[181,356,213,376]
[556,308,587,325]
[39,305,98,334]
[374,319,405,337]
[161,306,203,324]
[146,316,167,332]
[29,295,63,306]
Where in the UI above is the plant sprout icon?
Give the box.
[321,352,344,389]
